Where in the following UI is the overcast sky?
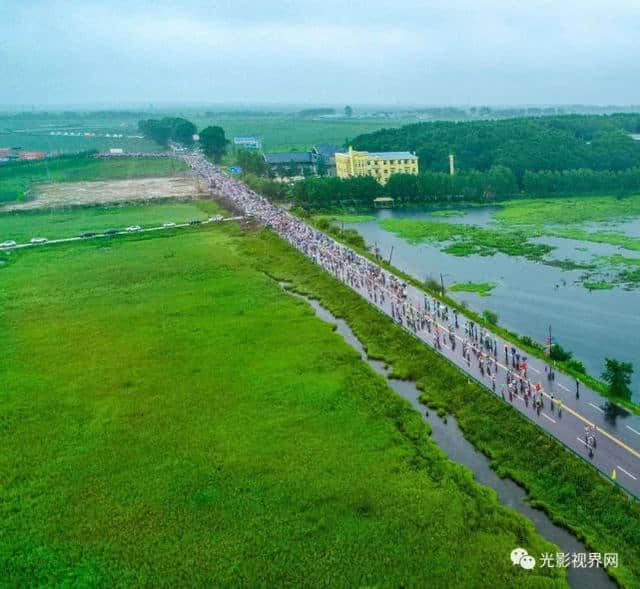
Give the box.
[1,0,639,107]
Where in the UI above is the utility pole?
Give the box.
[440,272,446,295]
[388,246,394,264]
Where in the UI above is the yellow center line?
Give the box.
[321,251,640,464]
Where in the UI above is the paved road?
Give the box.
[176,151,640,498]
[298,240,640,498]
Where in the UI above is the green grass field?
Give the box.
[191,114,416,152]
[0,131,160,156]
[249,229,640,588]
[0,220,564,587]
[0,156,188,203]
[0,200,220,243]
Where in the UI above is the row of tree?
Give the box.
[138,117,198,147]
[522,167,640,196]
[292,164,640,205]
[292,176,382,205]
[291,166,520,206]
[138,118,230,162]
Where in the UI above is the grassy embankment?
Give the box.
[0,220,563,587]
[0,200,220,243]
[0,156,188,203]
[297,210,638,413]
[246,229,640,589]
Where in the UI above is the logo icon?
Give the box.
[511,548,536,570]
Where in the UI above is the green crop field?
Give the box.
[0,201,220,243]
[0,112,159,155]
[191,114,417,152]
[0,131,160,155]
[0,220,563,587]
[1,110,415,155]
[0,156,188,204]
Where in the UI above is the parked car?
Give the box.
[80,231,96,238]
[163,222,176,228]
[0,240,17,249]
[126,225,142,232]
[104,229,118,235]
[30,237,48,244]
[209,215,224,222]
[189,219,202,225]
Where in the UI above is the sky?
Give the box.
[1,0,639,107]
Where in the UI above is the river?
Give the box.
[343,207,640,402]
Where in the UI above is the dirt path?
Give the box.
[2,177,208,211]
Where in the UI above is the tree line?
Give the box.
[522,167,640,196]
[138,117,198,147]
[292,164,640,206]
[292,166,520,206]
[351,114,640,178]
[138,118,229,162]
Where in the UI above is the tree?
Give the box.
[601,358,634,401]
[550,343,573,362]
[236,149,267,176]
[138,119,171,146]
[316,159,328,177]
[344,105,353,118]
[138,117,197,147]
[482,309,499,325]
[199,126,229,163]
[386,173,419,200]
[173,120,197,146]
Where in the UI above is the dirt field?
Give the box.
[2,177,208,211]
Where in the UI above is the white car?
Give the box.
[163,222,176,228]
[126,225,142,232]
[209,215,224,222]
[30,237,48,244]
[1,240,17,249]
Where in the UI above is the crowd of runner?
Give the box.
[182,151,598,457]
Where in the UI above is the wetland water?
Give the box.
[344,207,640,402]
[285,286,615,589]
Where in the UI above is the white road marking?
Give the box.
[577,437,587,446]
[542,413,557,424]
[589,402,605,414]
[559,383,570,392]
[626,425,640,437]
[529,366,541,374]
[617,466,637,480]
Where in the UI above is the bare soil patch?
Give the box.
[2,177,208,211]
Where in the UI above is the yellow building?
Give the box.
[335,146,419,184]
